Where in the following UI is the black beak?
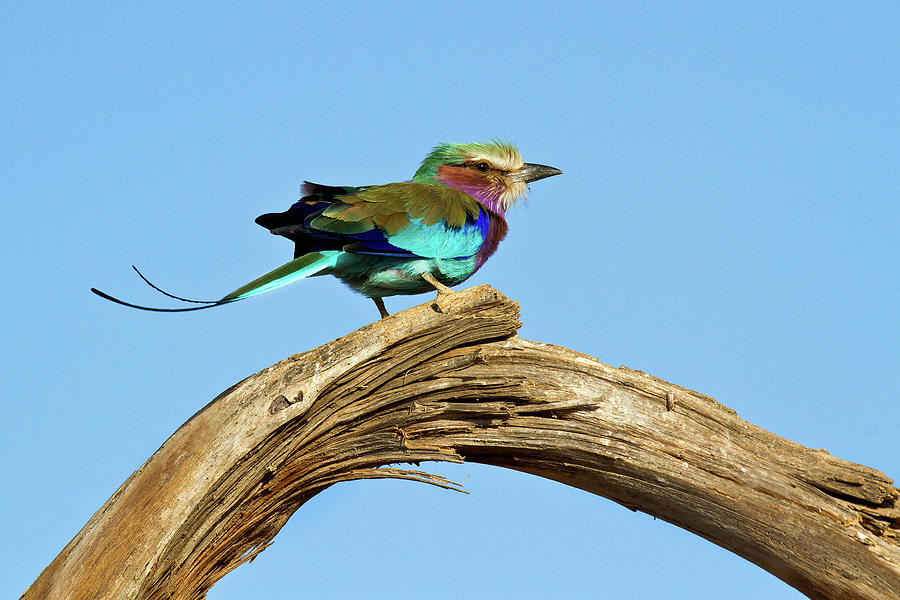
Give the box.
[518,162,563,183]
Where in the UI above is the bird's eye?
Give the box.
[475,162,489,172]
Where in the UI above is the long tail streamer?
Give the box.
[131,265,220,304]
[91,251,339,313]
[89,287,235,312]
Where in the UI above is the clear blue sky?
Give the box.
[3,3,897,598]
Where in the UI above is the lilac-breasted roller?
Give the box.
[92,141,562,318]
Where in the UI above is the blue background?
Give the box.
[3,3,897,598]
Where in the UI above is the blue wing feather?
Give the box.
[379,210,488,259]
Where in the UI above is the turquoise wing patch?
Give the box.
[385,216,486,259]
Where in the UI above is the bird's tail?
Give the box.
[91,251,341,312]
[222,251,340,301]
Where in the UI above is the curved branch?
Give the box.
[23,286,900,600]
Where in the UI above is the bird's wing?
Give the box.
[254,182,365,257]
[257,182,487,259]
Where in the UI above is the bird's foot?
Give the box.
[421,272,453,314]
[372,297,390,319]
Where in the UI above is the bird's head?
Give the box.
[413,140,562,215]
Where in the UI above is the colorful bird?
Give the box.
[92,141,562,318]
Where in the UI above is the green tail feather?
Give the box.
[223,251,340,301]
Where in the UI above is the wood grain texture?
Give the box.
[23,286,900,600]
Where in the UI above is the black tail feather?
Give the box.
[90,287,235,312]
[90,265,235,312]
[131,265,219,304]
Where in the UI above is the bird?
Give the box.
[91,140,562,318]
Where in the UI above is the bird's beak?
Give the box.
[517,162,563,183]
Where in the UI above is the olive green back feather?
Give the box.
[309,182,480,236]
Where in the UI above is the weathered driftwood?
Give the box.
[24,286,900,600]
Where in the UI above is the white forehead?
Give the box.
[462,144,524,171]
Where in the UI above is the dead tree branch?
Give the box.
[24,286,900,600]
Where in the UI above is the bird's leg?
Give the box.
[421,272,453,314]
[421,272,453,296]
[372,297,390,319]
